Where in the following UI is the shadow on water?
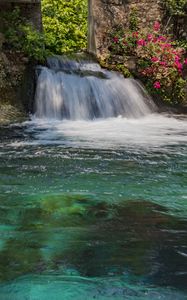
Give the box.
[0,195,186,291]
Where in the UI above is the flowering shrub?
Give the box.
[110,22,187,104]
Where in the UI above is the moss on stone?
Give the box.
[0,50,29,124]
[0,103,26,125]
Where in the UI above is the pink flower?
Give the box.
[175,61,183,73]
[160,61,167,66]
[184,58,187,65]
[151,57,159,63]
[113,36,119,43]
[175,55,180,62]
[153,21,160,32]
[163,43,171,48]
[137,39,146,46]
[158,36,167,42]
[141,66,155,76]
[147,34,153,41]
[154,81,161,89]
[153,37,158,43]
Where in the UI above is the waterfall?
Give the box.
[35,56,156,120]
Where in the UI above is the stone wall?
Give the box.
[0,1,40,124]
[88,0,163,57]
[173,15,187,41]
[0,1,42,31]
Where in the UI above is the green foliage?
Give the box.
[99,58,133,78]
[0,7,48,62]
[175,39,187,50]
[42,0,88,54]
[0,7,23,49]
[0,0,88,60]
[129,7,138,31]
[115,64,133,78]
[172,77,186,103]
[164,0,187,16]
[20,25,49,61]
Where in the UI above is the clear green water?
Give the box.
[0,116,187,299]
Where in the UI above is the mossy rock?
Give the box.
[0,103,26,125]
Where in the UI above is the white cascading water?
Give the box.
[35,56,156,120]
[31,56,186,151]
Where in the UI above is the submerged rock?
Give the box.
[0,194,186,290]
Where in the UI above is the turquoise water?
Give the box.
[0,115,187,299]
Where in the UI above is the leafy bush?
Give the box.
[42,0,88,54]
[0,7,49,62]
[20,24,49,61]
[1,0,88,60]
[129,7,138,31]
[109,22,187,104]
[164,0,187,16]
